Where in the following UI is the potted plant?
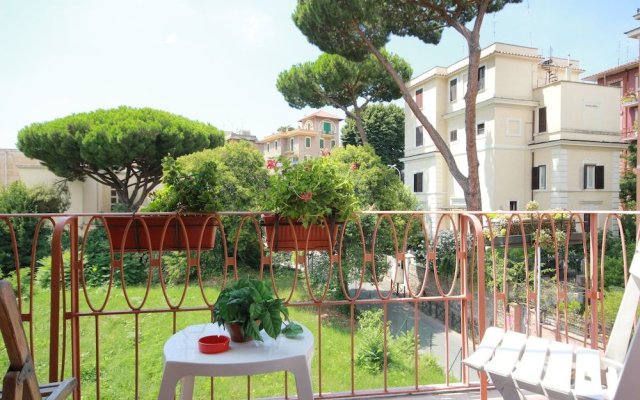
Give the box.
[213,278,302,342]
[104,156,220,252]
[263,156,358,251]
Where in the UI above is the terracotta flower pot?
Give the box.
[103,215,218,252]
[224,322,260,343]
[262,214,339,252]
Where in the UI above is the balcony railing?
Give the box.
[0,210,637,399]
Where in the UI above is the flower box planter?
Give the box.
[103,215,217,252]
[262,214,339,252]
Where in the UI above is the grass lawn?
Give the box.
[2,267,448,399]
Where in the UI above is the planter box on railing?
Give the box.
[262,214,339,252]
[103,214,218,252]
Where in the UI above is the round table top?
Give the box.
[163,322,314,367]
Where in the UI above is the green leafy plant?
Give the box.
[145,156,220,212]
[265,156,358,227]
[213,278,302,341]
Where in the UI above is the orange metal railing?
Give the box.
[0,210,637,399]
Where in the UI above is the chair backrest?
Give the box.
[0,279,42,399]
[604,242,640,364]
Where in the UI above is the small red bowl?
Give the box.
[198,335,230,354]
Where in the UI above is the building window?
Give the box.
[449,78,457,102]
[275,141,278,150]
[319,139,325,149]
[331,140,336,148]
[538,107,547,132]
[477,122,485,136]
[290,138,295,151]
[532,165,546,190]
[478,66,485,91]
[110,188,119,206]
[450,129,457,142]
[584,165,604,189]
[304,121,313,130]
[267,143,270,152]
[509,201,517,211]
[416,88,423,109]
[323,121,332,133]
[305,137,311,148]
[413,172,423,193]
[416,126,423,147]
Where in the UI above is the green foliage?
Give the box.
[147,141,269,212]
[82,228,150,286]
[0,181,70,277]
[213,278,301,341]
[293,0,517,61]
[36,251,72,289]
[266,156,359,227]
[331,145,417,211]
[355,309,418,372]
[277,51,411,144]
[17,106,224,211]
[342,103,405,168]
[620,144,636,210]
[146,156,220,212]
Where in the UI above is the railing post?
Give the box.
[49,216,79,389]
[588,212,599,349]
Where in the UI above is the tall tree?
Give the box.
[276,51,411,144]
[342,103,405,169]
[293,0,521,210]
[17,106,224,211]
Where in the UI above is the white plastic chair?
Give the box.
[463,242,640,400]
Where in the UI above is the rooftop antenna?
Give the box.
[492,14,497,42]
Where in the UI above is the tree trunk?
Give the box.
[352,107,369,144]
[461,32,483,211]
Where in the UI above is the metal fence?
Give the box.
[0,210,636,399]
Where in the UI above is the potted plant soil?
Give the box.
[104,157,221,252]
[212,278,302,342]
[263,156,358,252]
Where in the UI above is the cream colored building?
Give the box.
[258,110,341,162]
[0,148,116,213]
[401,43,624,211]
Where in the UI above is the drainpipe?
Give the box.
[531,151,535,203]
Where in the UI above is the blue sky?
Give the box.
[0,0,638,149]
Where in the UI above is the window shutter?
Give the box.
[416,89,423,108]
[583,165,588,189]
[532,167,539,190]
[595,165,605,189]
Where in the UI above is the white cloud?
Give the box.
[164,33,179,45]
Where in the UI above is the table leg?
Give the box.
[290,361,314,400]
[158,370,180,400]
[179,376,195,400]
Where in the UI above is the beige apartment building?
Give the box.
[0,148,115,213]
[259,111,341,162]
[402,43,624,212]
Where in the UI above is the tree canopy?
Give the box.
[276,51,411,144]
[332,144,417,211]
[293,0,521,210]
[147,140,270,212]
[341,103,405,169]
[17,106,224,211]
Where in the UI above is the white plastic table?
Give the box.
[157,322,314,400]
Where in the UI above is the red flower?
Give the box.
[299,192,313,202]
[266,159,277,169]
[350,162,359,171]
